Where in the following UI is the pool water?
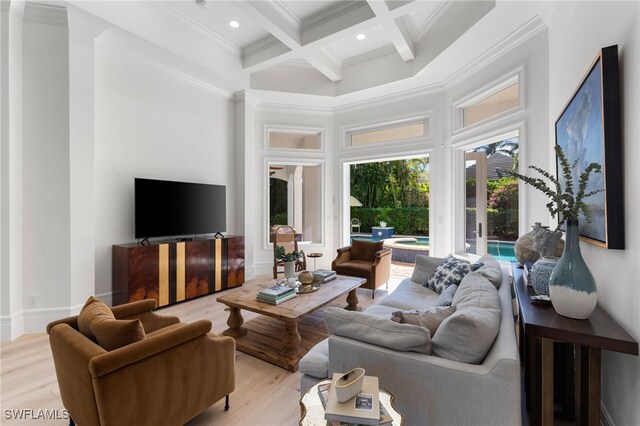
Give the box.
[351,236,517,262]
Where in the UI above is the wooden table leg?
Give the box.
[345,289,361,311]
[223,307,247,337]
[282,319,301,356]
[576,345,601,426]
[532,337,554,426]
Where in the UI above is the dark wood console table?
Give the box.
[113,236,244,308]
[512,262,637,426]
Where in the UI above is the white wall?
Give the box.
[547,2,640,424]
[94,29,236,298]
[21,10,71,323]
[0,0,25,340]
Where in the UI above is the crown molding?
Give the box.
[242,34,282,59]
[335,82,443,114]
[342,44,398,68]
[233,90,259,104]
[302,1,367,33]
[138,55,234,99]
[154,1,241,55]
[442,15,546,92]
[23,2,67,27]
[2,0,25,18]
[270,1,301,30]
[415,1,452,41]
[257,101,333,116]
[323,45,344,66]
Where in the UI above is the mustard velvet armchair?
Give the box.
[331,239,392,298]
[47,299,235,426]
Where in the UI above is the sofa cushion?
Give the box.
[78,296,115,340]
[391,305,456,336]
[410,255,446,285]
[350,239,384,261]
[473,254,503,289]
[92,318,146,351]
[435,284,458,306]
[333,260,373,277]
[299,338,329,379]
[426,255,471,294]
[324,307,432,354]
[431,272,501,364]
[379,278,439,310]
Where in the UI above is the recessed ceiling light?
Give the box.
[356,33,366,41]
[229,20,240,29]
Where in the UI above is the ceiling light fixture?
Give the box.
[229,20,240,29]
[195,0,208,9]
[356,33,366,40]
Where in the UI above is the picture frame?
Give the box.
[555,45,624,249]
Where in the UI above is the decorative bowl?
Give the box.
[334,367,365,403]
[298,270,314,285]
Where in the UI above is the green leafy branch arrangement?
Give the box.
[275,245,299,262]
[508,145,603,230]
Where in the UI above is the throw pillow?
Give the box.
[323,307,432,354]
[426,255,471,294]
[78,296,115,340]
[473,254,503,288]
[432,273,501,364]
[92,319,146,351]
[411,255,446,285]
[435,284,458,306]
[390,305,456,336]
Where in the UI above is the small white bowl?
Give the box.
[334,367,365,403]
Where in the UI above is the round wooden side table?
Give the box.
[299,379,403,425]
[307,252,323,270]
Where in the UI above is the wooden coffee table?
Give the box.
[216,275,366,372]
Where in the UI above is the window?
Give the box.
[268,163,323,245]
[454,73,521,130]
[350,122,426,146]
[267,128,323,151]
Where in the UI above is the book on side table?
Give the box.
[324,373,383,426]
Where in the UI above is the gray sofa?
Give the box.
[299,254,521,425]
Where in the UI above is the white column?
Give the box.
[234,91,257,280]
[66,6,108,310]
[293,166,303,235]
[0,0,25,340]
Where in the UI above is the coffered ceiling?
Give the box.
[68,0,550,103]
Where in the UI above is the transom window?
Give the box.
[455,73,521,130]
[350,122,426,146]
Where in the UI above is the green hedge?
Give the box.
[350,207,429,235]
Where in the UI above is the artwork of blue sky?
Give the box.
[555,60,606,243]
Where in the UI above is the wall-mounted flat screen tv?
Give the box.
[134,178,226,240]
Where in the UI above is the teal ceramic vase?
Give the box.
[548,220,597,319]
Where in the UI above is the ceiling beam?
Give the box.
[366,0,415,61]
[235,0,342,82]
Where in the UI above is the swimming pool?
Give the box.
[351,235,517,262]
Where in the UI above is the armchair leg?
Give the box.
[69,418,75,426]
[372,289,375,299]
[225,395,230,411]
[386,281,389,290]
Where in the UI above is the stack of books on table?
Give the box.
[256,284,296,305]
[319,373,392,425]
[313,269,337,283]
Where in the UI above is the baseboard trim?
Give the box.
[23,306,77,335]
[601,401,615,426]
[0,311,24,341]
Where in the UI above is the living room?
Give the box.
[1,0,639,425]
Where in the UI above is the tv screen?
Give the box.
[134,178,226,239]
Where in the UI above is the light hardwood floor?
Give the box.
[0,266,413,425]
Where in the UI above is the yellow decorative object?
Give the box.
[298,270,314,285]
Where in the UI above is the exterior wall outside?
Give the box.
[547,2,640,424]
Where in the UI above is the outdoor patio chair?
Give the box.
[351,218,361,233]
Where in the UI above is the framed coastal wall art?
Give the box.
[555,45,624,249]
